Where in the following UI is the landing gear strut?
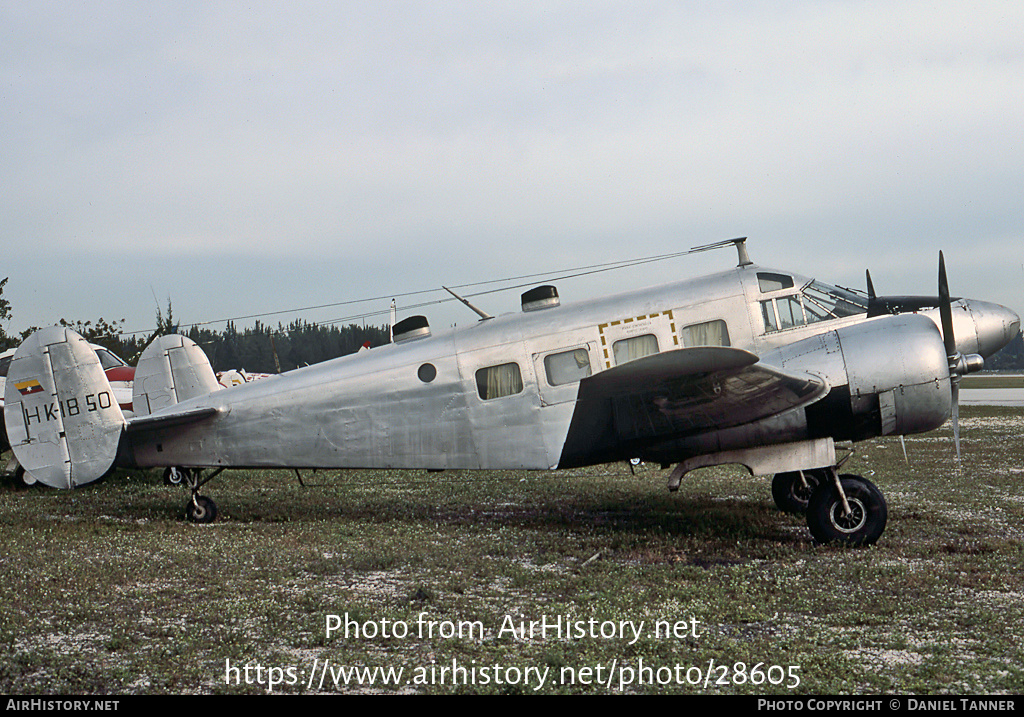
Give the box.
[178,467,224,524]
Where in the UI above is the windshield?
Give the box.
[760,280,868,334]
[801,281,868,322]
[94,348,128,370]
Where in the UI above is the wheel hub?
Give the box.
[828,497,867,534]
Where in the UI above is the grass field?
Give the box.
[961,374,1024,389]
[1,405,1023,695]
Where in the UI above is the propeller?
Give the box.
[937,251,984,460]
[871,255,985,460]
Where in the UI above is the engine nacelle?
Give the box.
[762,314,952,441]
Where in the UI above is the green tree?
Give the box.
[0,277,12,350]
[57,317,128,355]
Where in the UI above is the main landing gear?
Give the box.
[772,468,887,546]
[771,469,824,514]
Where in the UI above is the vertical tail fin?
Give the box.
[132,334,221,417]
[3,327,125,489]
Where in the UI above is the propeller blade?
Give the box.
[951,379,961,460]
[866,269,876,300]
[938,251,956,358]
[939,251,963,461]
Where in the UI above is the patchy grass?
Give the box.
[1,405,1023,694]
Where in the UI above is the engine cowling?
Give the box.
[762,314,952,441]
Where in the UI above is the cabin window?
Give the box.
[476,362,524,400]
[757,273,794,293]
[418,363,437,383]
[0,356,10,378]
[681,320,730,348]
[544,348,592,386]
[612,334,659,365]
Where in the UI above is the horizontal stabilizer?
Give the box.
[126,405,221,433]
[3,327,125,488]
[133,334,221,417]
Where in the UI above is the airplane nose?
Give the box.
[967,300,1021,358]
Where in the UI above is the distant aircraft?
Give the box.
[3,239,1019,544]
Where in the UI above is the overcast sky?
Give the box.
[2,1,1022,341]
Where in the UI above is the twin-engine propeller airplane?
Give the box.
[3,239,1019,545]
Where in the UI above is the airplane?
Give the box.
[2,239,1019,545]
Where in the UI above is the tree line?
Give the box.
[1,277,1021,371]
[0,279,388,373]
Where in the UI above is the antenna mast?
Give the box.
[688,237,751,267]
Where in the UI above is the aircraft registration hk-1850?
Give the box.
[3,239,1020,545]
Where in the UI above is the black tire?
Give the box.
[806,474,887,546]
[186,495,218,524]
[771,470,822,514]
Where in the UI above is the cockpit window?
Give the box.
[761,280,867,333]
[801,281,867,322]
[757,273,795,293]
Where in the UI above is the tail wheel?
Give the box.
[806,474,887,546]
[771,470,823,514]
[16,465,37,486]
[164,466,190,485]
[186,495,218,524]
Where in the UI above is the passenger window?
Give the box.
[681,320,730,348]
[612,334,659,365]
[544,348,592,386]
[476,363,524,400]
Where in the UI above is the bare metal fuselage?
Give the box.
[121,262,1016,473]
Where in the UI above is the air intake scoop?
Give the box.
[392,315,431,342]
[522,285,560,312]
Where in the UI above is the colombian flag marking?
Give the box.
[15,380,44,396]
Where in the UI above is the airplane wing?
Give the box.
[558,346,829,467]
